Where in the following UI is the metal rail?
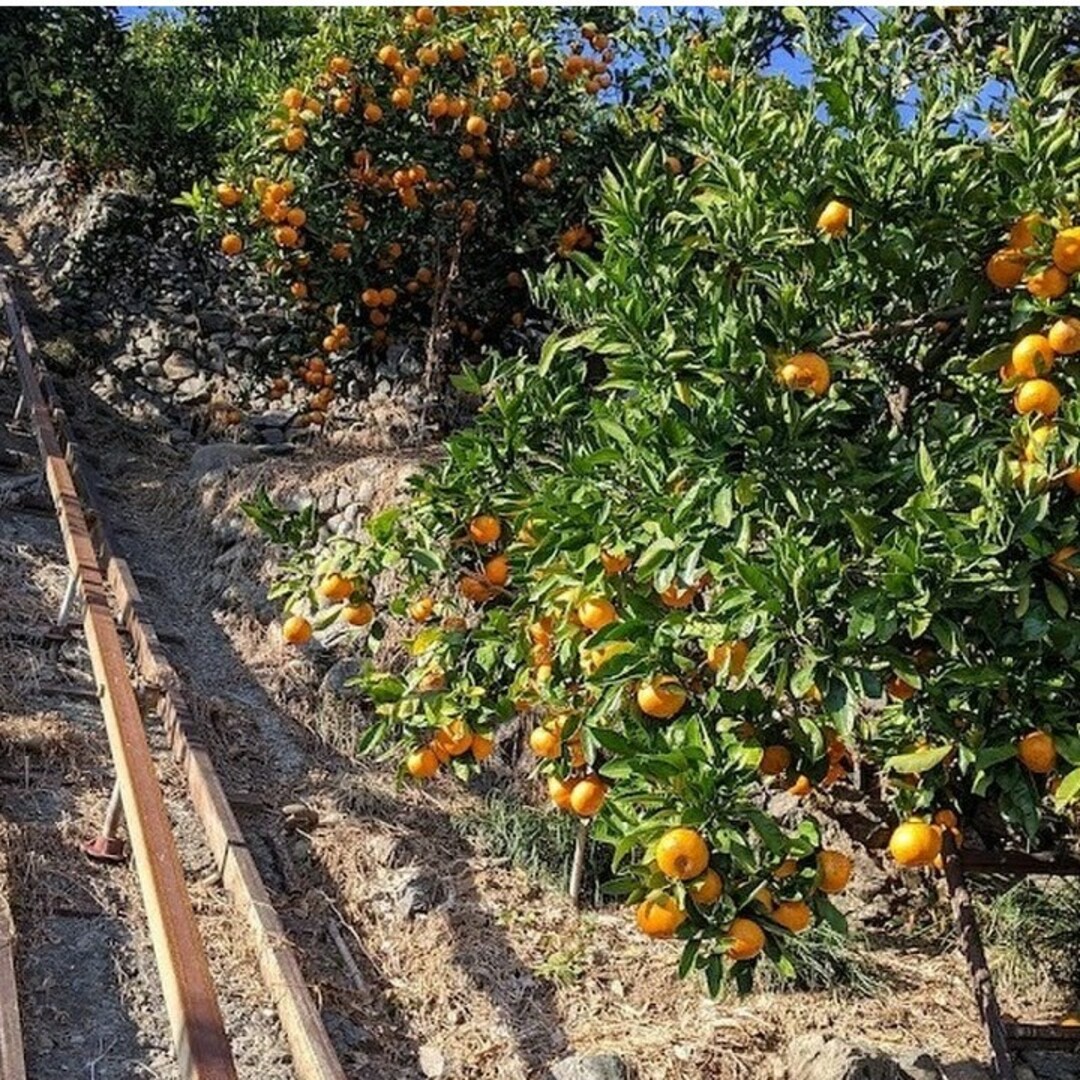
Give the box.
[2,273,345,1079]
[1,275,237,1079]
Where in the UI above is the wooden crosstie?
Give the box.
[942,832,1080,1080]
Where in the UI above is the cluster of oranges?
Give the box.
[281,571,375,646]
[405,719,493,779]
[986,214,1080,300]
[635,826,853,958]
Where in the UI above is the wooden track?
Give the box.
[1,274,345,1079]
[0,895,26,1080]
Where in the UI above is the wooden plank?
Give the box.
[1,277,237,1080]
[1003,1022,1080,1050]
[960,848,1080,877]
[941,831,1016,1080]
[104,549,346,1080]
[0,894,27,1080]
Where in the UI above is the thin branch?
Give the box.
[822,297,1012,350]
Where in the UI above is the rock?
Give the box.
[550,1054,627,1080]
[396,871,445,919]
[175,374,209,403]
[162,350,197,380]
[321,659,361,697]
[783,1035,941,1080]
[143,359,163,378]
[187,443,263,480]
[418,1044,445,1078]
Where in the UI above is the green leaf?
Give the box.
[1053,767,1080,809]
[884,744,953,774]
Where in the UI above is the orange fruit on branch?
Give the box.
[778,351,830,396]
[635,894,686,939]
[547,774,575,811]
[409,596,435,622]
[483,554,510,586]
[888,820,942,868]
[1052,226,1080,274]
[758,745,792,776]
[687,868,723,906]
[725,917,766,960]
[816,849,853,892]
[637,675,687,719]
[468,515,501,545]
[986,248,1028,289]
[1017,730,1056,774]
[282,615,312,645]
[529,725,562,760]
[220,233,243,256]
[318,573,353,601]
[406,747,440,779]
[655,827,710,880]
[817,199,850,237]
[578,597,618,632]
[569,774,608,816]
[1048,316,1080,355]
[771,900,812,934]
[1011,334,1055,378]
[1014,378,1061,417]
[706,640,748,677]
[1025,265,1069,300]
[433,720,473,759]
[342,602,375,627]
[600,550,631,575]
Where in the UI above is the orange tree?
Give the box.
[187,5,640,421]
[250,8,1080,993]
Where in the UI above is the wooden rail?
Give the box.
[2,274,345,1079]
[0,895,26,1080]
[2,275,238,1080]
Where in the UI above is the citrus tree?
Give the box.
[189,5,639,425]
[252,8,1080,994]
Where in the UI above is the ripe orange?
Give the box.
[725,917,766,961]
[688,868,723,906]
[433,720,472,759]
[290,281,308,299]
[816,850,853,893]
[658,581,697,608]
[1014,378,1061,417]
[341,602,374,627]
[216,183,243,207]
[274,225,299,248]
[409,596,435,622]
[470,733,494,761]
[636,675,687,719]
[391,87,413,109]
[932,809,959,831]
[1052,226,1080,274]
[578,597,618,632]
[406,747,439,779]
[817,199,850,237]
[771,900,812,934]
[1026,265,1069,300]
[364,102,384,124]
[569,774,608,816]
[529,66,549,89]
[600,550,631,575]
[318,573,353,601]
[1012,334,1055,378]
[459,574,494,604]
[758,745,792,777]
[483,554,510,587]
[415,5,435,26]
[529,725,562,759]
[448,40,466,62]
[1048,316,1080,355]
[635,894,686,939]
[888,820,942,868]
[986,248,1027,289]
[220,233,243,256]
[773,858,798,879]
[465,115,488,137]
[282,87,305,110]
[655,827,710,880]
[468,515,501,545]
[706,640,748,677]
[1017,730,1056,774]
[547,774,575,810]
[377,44,401,67]
[282,615,312,644]
[282,126,306,152]
[1008,213,1040,250]
[1066,469,1080,494]
[778,352,830,396]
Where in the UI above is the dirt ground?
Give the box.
[2,194,1075,1080]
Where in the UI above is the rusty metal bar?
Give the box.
[1,276,237,1080]
[1003,1023,1080,1050]
[0,894,27,1080]
[941,831,1016,1080]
